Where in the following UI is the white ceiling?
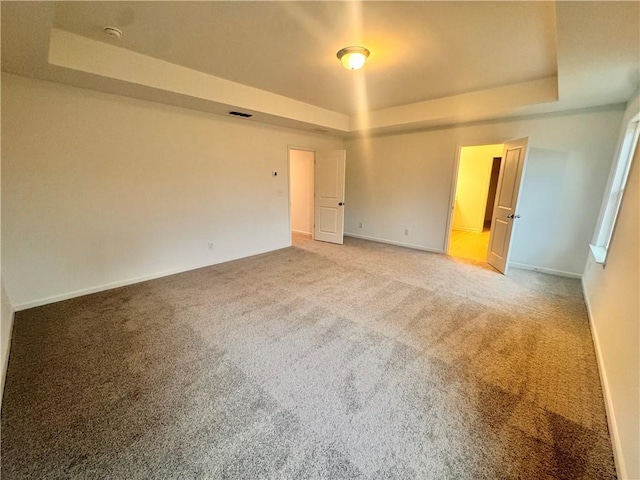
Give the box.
[51,1,559,114]
[2,1,638,136]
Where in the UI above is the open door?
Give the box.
[486,138,529,274]
[314,150,346,244]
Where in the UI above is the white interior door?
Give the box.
[486,138,529,274]
[314,150,346,244]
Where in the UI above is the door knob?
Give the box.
[339,202,345,206]
[507,214,521,219]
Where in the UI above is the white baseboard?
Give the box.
[581,280,626,479]
[13,268,199,311]
[509,262,582,279]
[343,236,584,279]
[292,229,312,236]
[12,245,286,311]
[452,226,484,233]
[344,232,444,254]
[0,306,16,405]
[1,308,15,407]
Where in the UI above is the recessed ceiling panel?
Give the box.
[52,1,558,114]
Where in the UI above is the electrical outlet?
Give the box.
[404,228,410,236]
[208,243,214,251]
[358,222,363,229]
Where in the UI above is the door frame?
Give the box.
[443,140,508,256]
[287,145,316,245]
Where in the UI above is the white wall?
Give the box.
[453,144,503,233]
[345,106,624,275]
[582,94,640,480]
[1,73,342,309]
[289,149,314,235]
[1,278,14,404]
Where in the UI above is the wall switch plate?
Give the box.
[404,229,410,236]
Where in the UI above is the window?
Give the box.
[590,112,640,264]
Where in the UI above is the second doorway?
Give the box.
[449,144,503,262]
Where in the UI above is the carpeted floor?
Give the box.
[1,235,616,479]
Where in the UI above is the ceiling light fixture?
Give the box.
[336,46,370,70]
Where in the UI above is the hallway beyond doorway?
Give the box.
[449,223,491,262]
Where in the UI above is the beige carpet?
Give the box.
[1,234,615,479]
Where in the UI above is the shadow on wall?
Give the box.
[509,147,569,266]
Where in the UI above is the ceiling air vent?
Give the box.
[228,111,253,118]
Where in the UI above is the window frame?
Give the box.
[589,112,640,264]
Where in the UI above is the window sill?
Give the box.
[589,244,607,265]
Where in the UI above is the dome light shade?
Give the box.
[337,46,370,70]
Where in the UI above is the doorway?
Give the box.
[289,147,347,245]
[448,144,503,262]
[289,148,315,240]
